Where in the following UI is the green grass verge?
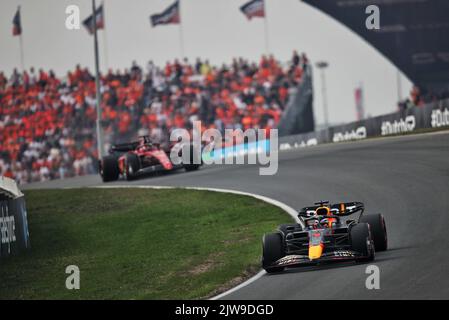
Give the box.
[0,188,290,300]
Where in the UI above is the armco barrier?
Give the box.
[0,176,30,259]
[279,99,449,150]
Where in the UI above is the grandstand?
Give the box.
[0,52,308,184]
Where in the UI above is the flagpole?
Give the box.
[263,0,270,55]
[102,1,109,72]
[19,32,25,72]
[179,25,185,59]
[396,69,402,102]
[92,0,104,158]
[16,6,25,71]
[178,1,185,58]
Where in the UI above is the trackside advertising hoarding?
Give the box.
[0,176,30,259]
[279,99,449,150]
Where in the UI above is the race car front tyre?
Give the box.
[124,153,140,181]
[262,233,285,273]
[100,156,119,182]
[278,224,302,235]
[350,223,375,262]
[359,214,387,252]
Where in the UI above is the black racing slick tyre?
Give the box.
[278,224,302,236]
[359,214,388,252]
[184,144,201,172]
[184,163,200,172]
[262,233,285,273]
[350,223,375,262]
[100,156,119,182]
[124,153,140,181]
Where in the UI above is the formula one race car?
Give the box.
[262,201,387,273]
[99,136,201,182]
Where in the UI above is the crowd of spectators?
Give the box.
[398,85,449,111]
[0,51,309,184]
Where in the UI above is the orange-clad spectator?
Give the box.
[242,114,253,130]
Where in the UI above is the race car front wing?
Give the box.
[272,250,366,267]
[135,163,184,176]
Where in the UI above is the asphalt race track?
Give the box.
[24,131,449,299]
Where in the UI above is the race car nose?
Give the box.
[308,245,323,260]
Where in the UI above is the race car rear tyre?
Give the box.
[184,164,200,171]
[124,153,140,181]
[359,214,387,252]
[100,156,119,182]
[350,223,375,262]
[262,233,285,273]
[184,144,201,172]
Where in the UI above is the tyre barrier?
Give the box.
[0,176,30,259]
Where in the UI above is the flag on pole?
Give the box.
[12,6,22,36]
[355,86,365,121]
[83,4,104,35]
[150,0,180,27]
[240,0,265,20]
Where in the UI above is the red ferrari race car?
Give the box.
[99,136,201,182]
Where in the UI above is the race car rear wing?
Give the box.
[109,141,140,154]
[298,202,364,217]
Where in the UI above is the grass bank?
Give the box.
[0,188,289,299]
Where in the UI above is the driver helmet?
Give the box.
[306,218,320,229]
[315,206,332,228]
[315,206,330,216]
[138,135,152,146]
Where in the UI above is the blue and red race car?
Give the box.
[262,201,387,273]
